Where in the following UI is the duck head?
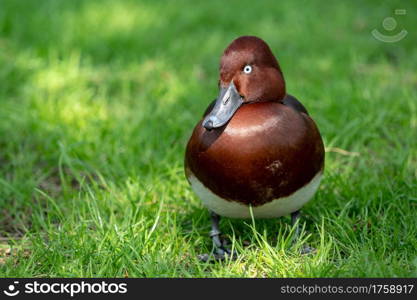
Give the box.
[203,36,286,130]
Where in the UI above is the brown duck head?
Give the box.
[203,36,286,130]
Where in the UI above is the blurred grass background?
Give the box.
[0,0,416,277]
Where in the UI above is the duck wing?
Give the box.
[282,94,308,115]
[203,99,217,117]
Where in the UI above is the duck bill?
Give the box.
[202,82,243,130]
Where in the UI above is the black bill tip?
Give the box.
[203,119,214,131]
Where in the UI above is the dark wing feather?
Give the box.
[203,99,216,117]
[282,94,309,115]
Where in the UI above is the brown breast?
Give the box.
[185,102,324,206]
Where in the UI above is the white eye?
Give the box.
[243,65,252,74]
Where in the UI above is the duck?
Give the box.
[184,36,325,261]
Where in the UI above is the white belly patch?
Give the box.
[188,172,322,219]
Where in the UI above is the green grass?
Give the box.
[0,0,416,277]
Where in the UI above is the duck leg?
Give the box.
[291,210,315,254]
[291,210,301,238]
[198,211,236,262]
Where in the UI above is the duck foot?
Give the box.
[198,247,238,263]
[299,245,316,255]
